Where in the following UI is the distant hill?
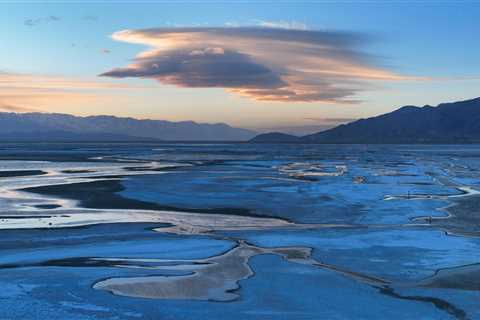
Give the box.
[250,97,480,144]
[0,112,257,142]
[249,132,300,143]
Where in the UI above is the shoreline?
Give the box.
[20,179,278,220]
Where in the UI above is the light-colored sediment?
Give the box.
[278,162,348,179]
[0,158,359,234]
[384,186,480,201]
[0,158,187,213]
[93,241,389,301]
[0,208,294,234]
[93,240,480,304]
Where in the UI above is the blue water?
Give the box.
[1,143,480,319]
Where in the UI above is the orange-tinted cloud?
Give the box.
[0,72,143,112]
[101,27,416,103]
[0,102,35,112]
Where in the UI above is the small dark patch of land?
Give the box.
[33,204,62,209]
[0,215,53,219]
[61,169,95,174]
[22,180,172,211]
[380,287,468,320]
[0,170,46,178]
[20,179,269,219]
[124,165,186,172]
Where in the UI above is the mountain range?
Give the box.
[0,113,256,142]
[250,97,480,144]
[2,97,479,143]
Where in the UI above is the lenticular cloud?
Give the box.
[101,27,410,103]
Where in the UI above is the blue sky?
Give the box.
[1,1,479,133]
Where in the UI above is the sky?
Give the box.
[1,1,479,134]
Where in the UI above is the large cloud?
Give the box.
[101,27,412,103]
[104,48,285,89]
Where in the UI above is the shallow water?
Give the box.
[0,143,479,319]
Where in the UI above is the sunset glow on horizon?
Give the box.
[1,2,479,133]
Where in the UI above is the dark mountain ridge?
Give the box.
[250,97,480,144]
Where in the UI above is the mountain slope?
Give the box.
[249,97,480,144]
[0,113,257,141]
[303,97,480,143]
[249,132,300,143]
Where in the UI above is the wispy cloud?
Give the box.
[304,117,358,123]
[0,73,142,90]
[24,15,99,27]
[256,20,308,30]
[0,72,147,112]
[101,27,416,103]
[24,15,61,27]
[259,117,358,135]
[0,102,36,113]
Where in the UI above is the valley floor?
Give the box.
[0,143,479,319]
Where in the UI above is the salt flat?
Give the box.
[0,143,479,320]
